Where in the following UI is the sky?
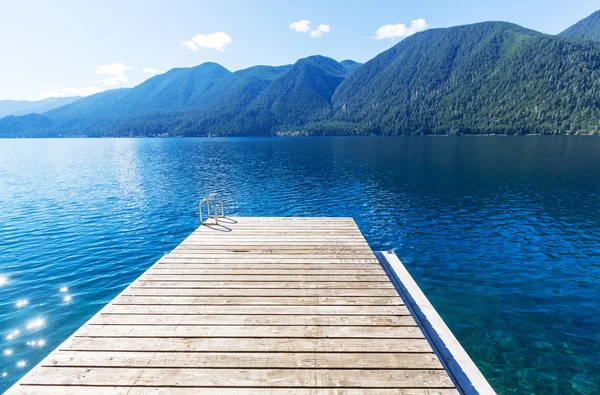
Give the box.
[0,0,598,101]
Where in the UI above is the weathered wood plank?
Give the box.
[132,281,396,289]
[103,304,410,315]
[123,287,400,297]
[22,367,455,388]
[65,337,433,352]
[159,258,380,264]
[79,325,423,338]
[92,314,416,326]
[14,387,459,395]
[165,254,377,259]
[115,295,403,306]
[155,263,383,270]
[150,268,386,275]
[140,274,389,281]
[44,351,443,369]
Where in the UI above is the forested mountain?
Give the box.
[331,22,600,135]
[559,10,600,42]
[46,63,232,121]
[1,11,600,137]
[0,97,80,118]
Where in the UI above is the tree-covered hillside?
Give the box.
[559,10,600,42]
[2,15,600,137]
[332,22,600,135]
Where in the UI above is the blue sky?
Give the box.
[0,0,598,101]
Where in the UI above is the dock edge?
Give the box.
[376,251,496,395]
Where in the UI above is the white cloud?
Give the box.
[309,24,331,38]
[94,62,133,86]
[375,18,428,40]
[181,32,232,52]
[143,67,160,74]
[290,19,311,33]
[40,85,104,99]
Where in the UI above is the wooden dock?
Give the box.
[8,217,492,394]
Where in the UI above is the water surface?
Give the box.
[0,137,599,393]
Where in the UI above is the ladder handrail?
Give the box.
[198,198,218,225]
[207,193,225,218]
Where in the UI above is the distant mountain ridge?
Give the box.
[0,97,80,118]
[1,10,600,137]
[559,10,600,42]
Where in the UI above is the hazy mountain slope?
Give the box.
[559,10,600,42]
[0,114,55,137]
[332,22,600,135]
[46,63,231,121]
[0,97,80,118]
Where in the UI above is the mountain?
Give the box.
[223,56,350,135]
[2,19,600,137]
[331,22,600,135]
[0,97,80,118]
[559,10,600,42]
[0,114,55,137]
[47,62,231,121]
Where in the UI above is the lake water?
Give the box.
[0,137,599,393]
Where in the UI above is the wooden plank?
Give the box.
[114,295,403,306]
[162,255,376,260]
[13,388,459,395]
[45,351,443,369]
[123,287,400,297]
[149,268,385,275]
[178,242,372,246]
[14,388,458,395]
[155,263,384,269]
[132,281,396,289]
[140,274,389,281]
[158,260,382,265]
[171,246,371,254]
[159,258,380,264]
[79,325,424,338]
[65,337,433,352]
[92,314,416,326]
[103,305,409,315]
[22,367,455,388]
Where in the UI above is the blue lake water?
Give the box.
[0,137,599,393]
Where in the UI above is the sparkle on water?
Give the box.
[0,137,599,394]
[15,300,28,308]
[25,318,45,331]
[3,350,12,356]
[5,331,19,341]
[59,287,68,293]
[16,361,26,369]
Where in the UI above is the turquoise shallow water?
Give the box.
[0,137,599,393]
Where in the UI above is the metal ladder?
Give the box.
[198,193,225,226]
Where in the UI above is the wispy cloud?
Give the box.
[40,84,104,99]
[39,62,133,99]
[143,67,160,74]
[310,24,331,38]
[289,19,311,33]
[94,63,133,86]
[181,32,232,52]
[375,18,427,40]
